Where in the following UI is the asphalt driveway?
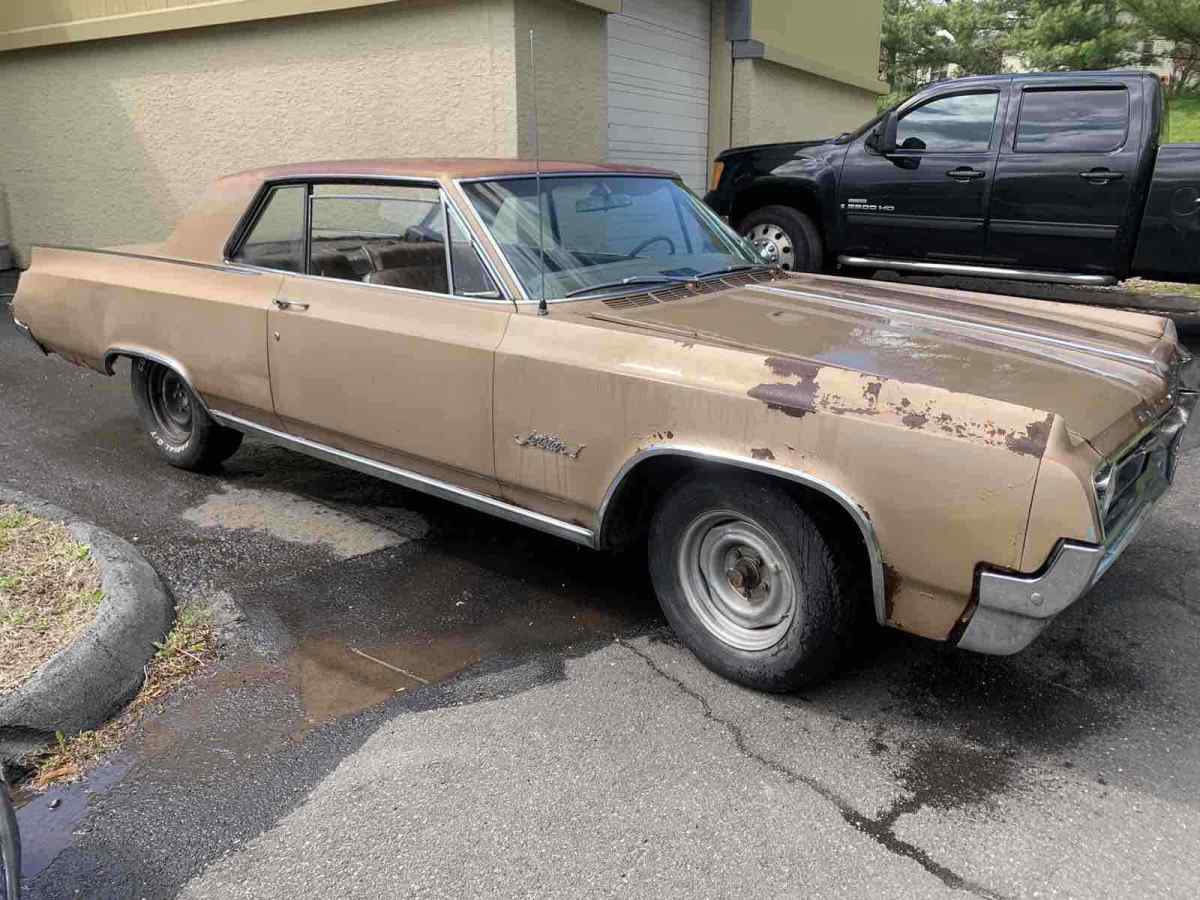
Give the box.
[3,301,1200,898]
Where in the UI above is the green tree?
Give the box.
[1124,0,1200,94]
[879,0,953,103]
[1007,0,1139,70]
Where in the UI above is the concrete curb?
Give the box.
[0,487,175,771]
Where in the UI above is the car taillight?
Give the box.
[710,160,725,192]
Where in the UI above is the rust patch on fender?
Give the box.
[883,564,903,619]
[765,356,822,381]
[1005,413,1055,458]
[901,412,929,430]
[750,356,823,418]
[751,448,775,461]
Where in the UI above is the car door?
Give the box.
[839,87,1004,262]
[988,78,1143,275]
[258,180,513,494]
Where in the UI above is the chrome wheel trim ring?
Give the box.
[746,223,797,271]
[676,509,798,651]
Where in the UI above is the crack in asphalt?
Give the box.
[619,640,1004,899]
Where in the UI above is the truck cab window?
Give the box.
[1015,88,1129,153]
[896,92,999,153]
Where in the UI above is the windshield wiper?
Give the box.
[564,274,696,298]
[693,263,772,279]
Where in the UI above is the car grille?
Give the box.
[602,269,786,310]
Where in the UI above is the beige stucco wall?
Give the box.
[512,0,608,162]
[729,57,880,147]
[0,0,610,264]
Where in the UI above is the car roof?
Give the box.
[223,158,677,183]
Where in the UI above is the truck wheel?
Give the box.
[131,359,243,470]
[739,206,823,273]
[648,473,863,691]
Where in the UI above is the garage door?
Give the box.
[607,0,711,192]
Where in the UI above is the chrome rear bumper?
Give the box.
[959,389,1197,655]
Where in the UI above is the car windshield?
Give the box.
[461,175,762,300]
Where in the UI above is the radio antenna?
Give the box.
[530,28,548,316]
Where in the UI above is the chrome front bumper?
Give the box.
[959,388,1198,655]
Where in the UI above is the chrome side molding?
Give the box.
[838,255,1118,287]
[208,411,596,548]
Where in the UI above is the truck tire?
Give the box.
[648,473,864,692]
[131,358,243,470]
[739,205,823,273]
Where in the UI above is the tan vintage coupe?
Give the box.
[10,159,1198,690]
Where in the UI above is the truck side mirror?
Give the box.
[875,111,898,155]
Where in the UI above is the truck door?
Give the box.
[988,77,1142,276]
[839,88,1003,262]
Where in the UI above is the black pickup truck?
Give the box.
[705,70,1200,286]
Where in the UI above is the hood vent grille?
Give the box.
[602,269,786,310]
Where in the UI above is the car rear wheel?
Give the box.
[739,205,823,273]
[648,473,864,691]
[131,359,243,470]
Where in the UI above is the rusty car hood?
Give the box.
[583,273,1176,457]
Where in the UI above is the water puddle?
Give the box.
[181,484,426,559]
[13,755,132,882]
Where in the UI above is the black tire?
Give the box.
[648,473,866,692]
[130,358,243,470]
[739,205,824,273]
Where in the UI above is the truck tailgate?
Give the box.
[1132,144,1200,283]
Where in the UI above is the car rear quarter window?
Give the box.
[233,185,305,273]
[896,91,999,152]
[1015,88,1130,153]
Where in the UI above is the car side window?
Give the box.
[1015,88,1129,153]
[895,91,1000,153]
[233,185,305,273]
[447,212,500,298]
[309,183,450,294]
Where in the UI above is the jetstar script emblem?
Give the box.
[514,431,586,459]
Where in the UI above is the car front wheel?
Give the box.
[131,358,243,470]
[648,473,864,691]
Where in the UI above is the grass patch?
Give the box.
[27,603,217,790]
[1123,278,1200,301]
[0,505,102,695]
[1167,97,1200,144]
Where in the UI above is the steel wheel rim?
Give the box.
[676,509,797,651]
[746,223,796,271]
[149,368,193,443]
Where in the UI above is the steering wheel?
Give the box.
[628,235,676,258]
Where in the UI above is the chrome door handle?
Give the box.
[946,167,985,181]
[274,298,309,311]
[1079,169,1124,184]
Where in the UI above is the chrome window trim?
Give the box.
[451,177,531,302]
[444,194,506,301]
[222,181,517,308]
[209,410,594,547]
[594,445,887,624]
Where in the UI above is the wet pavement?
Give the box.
[3,301,1200,898]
